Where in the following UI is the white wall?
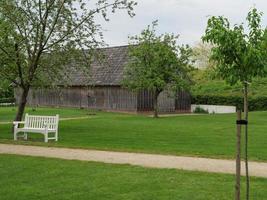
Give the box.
[191,104,236,114]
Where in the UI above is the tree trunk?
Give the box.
[244,83,249,200]
[153,91,160,118]
[14,86,30,122]
[235,110,242,200]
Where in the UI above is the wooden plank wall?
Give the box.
[175,90,191,113]
[15,87,191,113]
[105,87,138,111]
[137,90,191,113]
[137,90,154,111]
[26,88,81,108]
[22,86,138,112]
[84,87,138,111]
[158,90,176,113]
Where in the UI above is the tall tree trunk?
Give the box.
[244,83,249,200]
[153,91,160,118]
[14,86,30,122]
[235,110,242,200]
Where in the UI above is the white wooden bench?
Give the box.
[13,113,59,143]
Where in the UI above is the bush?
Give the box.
[0,98,15,104]
[0,83,14,99]
[192,95,267,111]
[193,106,209,114]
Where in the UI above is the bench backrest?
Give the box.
[24,113,59,130]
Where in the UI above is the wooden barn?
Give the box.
[18,45,191,113]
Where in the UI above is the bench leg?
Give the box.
[24,132,28,140]
[14,130,17,141]
[55,131,58,142]
[44,132,48,143]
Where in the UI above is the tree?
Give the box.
[192,42,215,70]
[0,0,137,122]
[123,21,192,118]
[192,42,218,82]
[0,9,16,101]
[0,80,13,99]
[202,8,267,200]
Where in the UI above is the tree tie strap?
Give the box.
[236,120,248,125]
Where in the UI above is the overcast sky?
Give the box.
[94,0,267,47]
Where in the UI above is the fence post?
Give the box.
[236,110,242,200]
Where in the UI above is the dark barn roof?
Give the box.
[68,45,129,86]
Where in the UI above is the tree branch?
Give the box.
[43,2,124,50]
[42,0,66,48]
[15,43,25,88]
[0,70,20,87]
[0,46,13,60]
[28,0,56,81]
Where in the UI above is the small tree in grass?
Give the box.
[202,8,267,200]
[123,22,193,118]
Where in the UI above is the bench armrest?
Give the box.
[13,121,25,125]
[13,121,25,128]
[13,121,25,124]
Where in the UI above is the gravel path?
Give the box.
[0,144,267,178]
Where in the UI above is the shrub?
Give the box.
[0,98,15,104]
[193,106,209,114]
[0,83,14,99]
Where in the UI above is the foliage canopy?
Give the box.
[202,8,267,85]
[123,21,192,117]
[123,21,192,94]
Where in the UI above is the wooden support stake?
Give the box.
[236,110,242,200]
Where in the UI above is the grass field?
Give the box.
[0,107,267,161]
[0,154,266,200]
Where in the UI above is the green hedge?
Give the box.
[0,98,15,104]
[0,85,14,99]
[192,95,267,111]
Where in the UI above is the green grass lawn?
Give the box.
[0,154,266,200]
[0,107,267,161]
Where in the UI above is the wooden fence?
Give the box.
[15,86,191,113]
